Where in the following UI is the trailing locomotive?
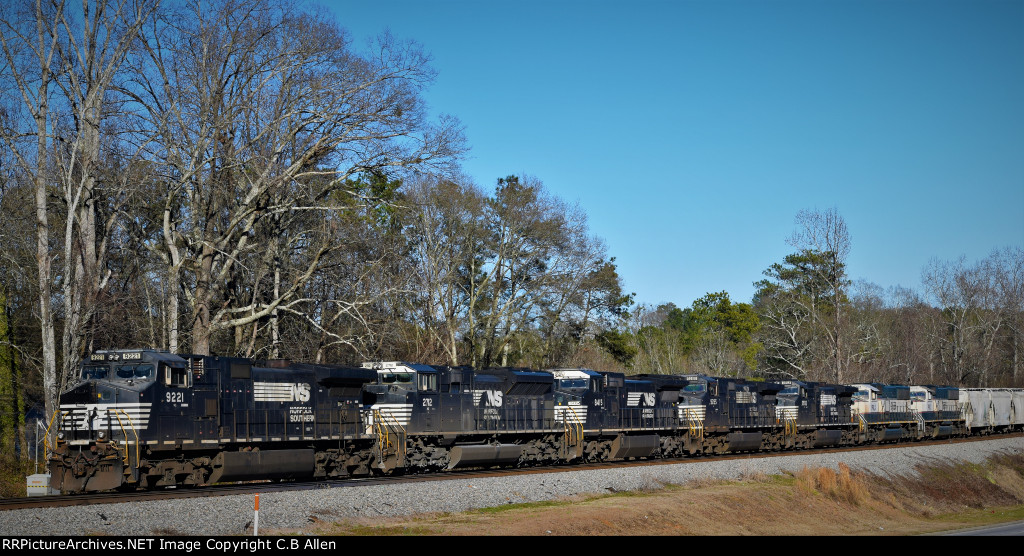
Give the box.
[46,348,1024,494]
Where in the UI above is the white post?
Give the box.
[254,494,259,536]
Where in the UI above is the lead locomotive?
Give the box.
[49,349,376,492]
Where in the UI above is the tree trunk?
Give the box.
[35,86,57,419]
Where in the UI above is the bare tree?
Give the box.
[124,0,464,355]
[922,256,989,385]
[51,0,157,394]
[405,174,487,366]
[988,247,1023,384]
[0,0,64,418]
[786,207,851,383]
[1,0,153,413]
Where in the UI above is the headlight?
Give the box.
[57,432,65,440]
[97,430,106,440]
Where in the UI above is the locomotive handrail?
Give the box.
[372,408,407,464]
[111,409,141,475]
[914,412,926,437]
[783,413,797,439]
[684,408,704,440]
[51,348,1022,496]
[43,409,68,458]
[562,406,583,459]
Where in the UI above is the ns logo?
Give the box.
[629,392,657,406]
[483,390,503,407]
[292,383,311,402]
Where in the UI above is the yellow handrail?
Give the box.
[784,414,797,438]
[559,406,583,458]
[685,408,704,440]
[372,409,406,463]
[111,409,141,473]
[855,411,866,433]
[43,410,68,456]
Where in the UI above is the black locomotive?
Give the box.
[49,350,375,492]
[45,348,1023,494]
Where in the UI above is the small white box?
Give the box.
[26,474,58,496]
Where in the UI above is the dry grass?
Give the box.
[794,462,871,505]
[272,452,1024,536]
[0,455,36,499]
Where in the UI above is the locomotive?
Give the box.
[48,349,376,492]
[46,348,1024,494]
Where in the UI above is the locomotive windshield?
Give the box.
[379,372,415,385]
[558,378,588,390]
[116,364,155,380]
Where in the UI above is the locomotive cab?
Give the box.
[360,361,440,433]
[776,380,809,424]
[909,385,962,437]
[56,350,189,443]
[549,368,602,428]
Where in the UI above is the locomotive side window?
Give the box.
[164,363,191,387]
[418,373,437,392]
[82,366,108,380]
[230,362,251,379]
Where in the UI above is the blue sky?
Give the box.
[324,0,1024,308]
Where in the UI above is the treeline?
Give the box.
[0,0,632,434]
[602,211,1022,392]
[0,1,1021,462]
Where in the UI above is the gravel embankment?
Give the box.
[2,436,1022,537]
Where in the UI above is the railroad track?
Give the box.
[4,431,1020,512]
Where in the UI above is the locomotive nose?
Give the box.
[61,381,97,405]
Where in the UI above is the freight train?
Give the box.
[44,349,1024,494]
